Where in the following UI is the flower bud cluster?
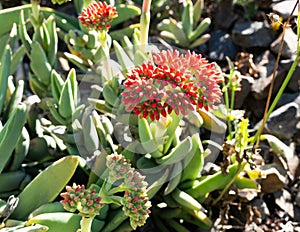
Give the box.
[78,1,118,32]
[106,153,132,180]
[123,190,151,230]
[106,153,151,229]
[60,183,104,217]
[121,50,223,121]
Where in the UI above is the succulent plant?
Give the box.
[157,0,211,48]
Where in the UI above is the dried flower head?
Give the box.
[60,183,104,217]
[121,50,222,121]
[78,1,118,32]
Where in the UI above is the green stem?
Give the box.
[99,31,112,82]
[31,0,41,30]
[80,216,94,232]
[98,178,123,205]
[107,185,126,195]
[31,0,40,21]
[83,0,93,8]
[229,87,236,139]
[251,56,299,146]
[297,1,300,41]
[222,78,232,139]
[212,161,246,205]
[186,162,240,200]
[230,89,235,112]
[251,3,299,146]
[140,0,151,45]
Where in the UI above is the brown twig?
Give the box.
[254,2,298,149]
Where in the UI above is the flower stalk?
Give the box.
[222,58,241,140]
[31,0,40,18]
[140,0,152,45]
[30,0,42,29]
[61,154,151,231]
[251,3,299,147]
[79,216,94,232]
[78,1,118,81]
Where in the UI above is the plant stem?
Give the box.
[83,0,93,8]
[252,63,299,143]
[230,86,235,112]
[251,2,299,147]
[140,0,151,45]
[222,70,233,139]
[262,55,299,125]
[107,185,126,195]
[99,31,112,82]
[253,26,286,148]
[31,0,40,21]
[212,161,246,205]
[80,216,94,232]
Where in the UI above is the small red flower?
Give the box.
[121,50,223,121]
[78,1,118,31]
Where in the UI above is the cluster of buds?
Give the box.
[106,153,151,229]
[78,1,118,32]
[121,50,223,121]
[123,190,151,230]
[106,153,132,180]
[60,183,104,218]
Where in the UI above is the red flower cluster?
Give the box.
[121,50,223,121]
[78,1,118,31]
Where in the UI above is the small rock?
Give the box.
[265,102,299,139]
[296,190,300,207]
[251,50,286,99]
[285,146,299,179]
[295,206,300,223]
[272,0,298,18]
[274,189,294,218]
[237,188,259,201]
[244,223,264,232]
[208,30,239,61]
[215,0,238,30]
[251,197,270,220]
[234,75,254,108]
[231,21,275,48]
[260,165,287,193]
[258,0,273,9]
[277,93,299,108]
[246,95,267,120]
[281,59,300,93]
[270,27,297,59]
[293,126,300,153]
[294,94,300,109]
[202,162,221,174]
